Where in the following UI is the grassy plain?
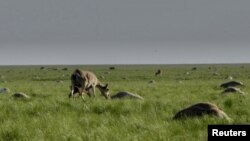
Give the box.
[0,64,250,141]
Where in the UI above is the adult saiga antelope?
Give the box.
[69,69,110,100]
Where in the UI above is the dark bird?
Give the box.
[155,69,161,76]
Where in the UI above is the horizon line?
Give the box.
[0,62,250,66]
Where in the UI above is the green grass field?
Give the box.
[0,64,250,141]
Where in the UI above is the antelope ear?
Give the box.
[105,83,108,88]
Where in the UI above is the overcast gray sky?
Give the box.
[1,0,250,65]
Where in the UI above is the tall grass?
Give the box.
[0,64,249,141]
